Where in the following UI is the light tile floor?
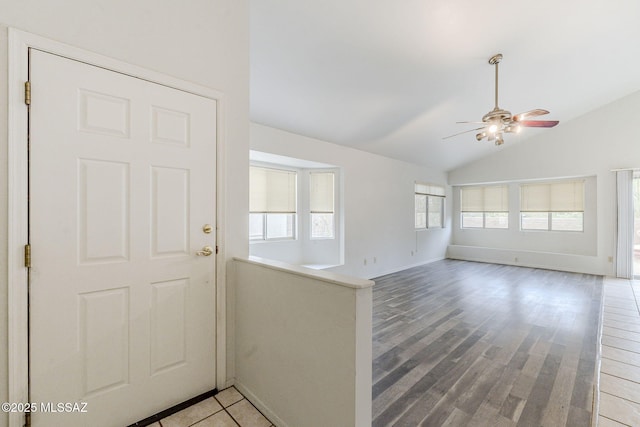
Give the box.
[598,277,640,426]
[154,387,273,427]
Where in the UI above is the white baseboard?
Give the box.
[447,245,610,276]
[367,256,445,279]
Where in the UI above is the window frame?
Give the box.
[459,185,509,230]
[520,211,584,232]
[309,171,336,240]
[249,212,297,242]
[519,180,585,232]
[415,183,445,230]
[461,211,509,229]
[249,164,298,242]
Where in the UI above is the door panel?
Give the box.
[151,166,190,257]
[80,287,130,397]
[78,159,131,264]
[29,49,217,426]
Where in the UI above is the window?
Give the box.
[249,166,297,240]
[310,172,335,239]
[415,183,445,229]
[520,180,584,231]
[460,185,509,229]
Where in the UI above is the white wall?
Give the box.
[449,89,640,276]
[233,257,373,427]
[251,122,451,278]
[0,3,249,425]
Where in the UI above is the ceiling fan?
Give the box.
[444,53,559,145]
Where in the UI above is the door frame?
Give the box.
[7,28,228,427]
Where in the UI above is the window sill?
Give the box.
[302,264,341,270]
[250,238,297,244]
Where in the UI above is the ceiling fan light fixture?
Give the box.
[505,124,521,134]
[443,54,558,144]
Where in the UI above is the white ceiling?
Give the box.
[250,0,640,171]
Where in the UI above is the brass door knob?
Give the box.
[196,246,213,256]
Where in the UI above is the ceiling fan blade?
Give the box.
[518,120,559,128]
[456,121,486,124]
[442,126,485,140]
[512,109,550,122]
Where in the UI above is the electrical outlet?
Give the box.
[514,257,518,263]
[374,257,377,264]
[364,258,367,266]
[608,256,613,263]
[411,251,414,256]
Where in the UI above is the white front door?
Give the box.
[29,49,217,426]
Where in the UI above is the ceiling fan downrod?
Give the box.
[482,53,511,125]
[489,53,502,110]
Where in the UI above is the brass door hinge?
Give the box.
[24,244,31,268]
[24,411,31,427]
[216,245,219,255]
[24,81,31,105]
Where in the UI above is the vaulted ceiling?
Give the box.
[250,0,640,171]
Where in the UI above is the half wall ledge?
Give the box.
[237,255,374,289]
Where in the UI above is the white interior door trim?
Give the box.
[7,28,228,427]
[7,27,30,427]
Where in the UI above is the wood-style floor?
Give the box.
[372,260,602,426]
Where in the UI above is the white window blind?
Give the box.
[310,172,334,213]
[520,181,584,212]
[415,183,445,196]
[250,166,297,213]
[460,185,508,212]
